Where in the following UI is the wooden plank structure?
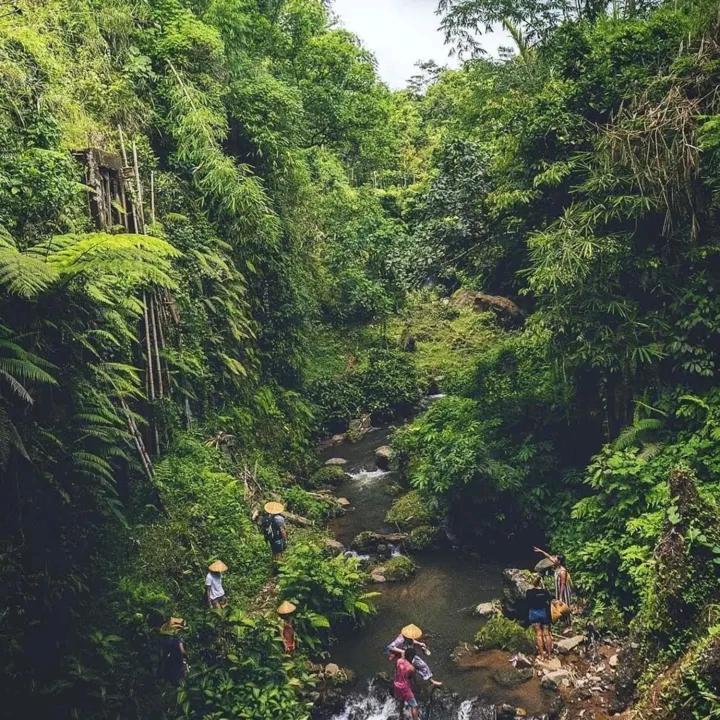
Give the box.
[73,148,138,232]
[73,143,169,477]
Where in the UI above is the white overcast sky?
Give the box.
[331,0,508,89]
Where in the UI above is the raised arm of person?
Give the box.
[533,546,556,562]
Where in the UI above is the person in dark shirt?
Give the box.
[526,575,553,659]
[158,617,188,685]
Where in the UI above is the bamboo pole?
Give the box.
[143,291,155,401]
[149,293,164,399]
[150,170,156,225]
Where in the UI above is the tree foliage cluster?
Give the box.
[391,0,720,712]
[0,0,407,716]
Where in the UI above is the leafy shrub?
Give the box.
[355,349,421,420]
[307,349,421,431]
[178,610,315,720]
[283,485,337,523]
[133,435,270,604]
[386,490,435,530]
[279,541,377,624]
[307,465,348,488]
[474,616,535,653]
[382,555,416,581]
[407,525,439,551]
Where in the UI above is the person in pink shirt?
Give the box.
[392,647,419,719]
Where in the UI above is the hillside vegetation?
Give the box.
[1,0,720,718]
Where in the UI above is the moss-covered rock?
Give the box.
[407,525,439,550]
[308,465,347,488]
[385,490,435,530]
[474,616,535,654]
[382,555,417,581]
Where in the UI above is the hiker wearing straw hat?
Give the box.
[277,600,297,654]
[205,560,228,609]
[386,624,443,691]
[158,617,188,685]
[262,501,287,561]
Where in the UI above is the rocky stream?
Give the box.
[312,417,623,720]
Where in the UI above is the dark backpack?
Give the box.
[262,514,282,542]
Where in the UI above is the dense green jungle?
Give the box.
[1,0,720,718]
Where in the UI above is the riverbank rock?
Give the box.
[309,465,348,487]
[336,497,351,508]
[324,538,345,555]
[350,530,408,553]
[492,667,534,688]
[556,635,585,654]
[374,445,393,469]
[541,669,572,691]
[475,600,502,619]
[348,414,371,442]
[502,568,535,620]
[324,457,347,466]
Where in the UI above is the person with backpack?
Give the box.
[263,501,287,561]
[158,617,188,686]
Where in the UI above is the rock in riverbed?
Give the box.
[475,600,502,618]
[325,457,347,466]
[502,568,535,620]
[374,445,393,469]
[541,668,572,690]
[351,530,408,553]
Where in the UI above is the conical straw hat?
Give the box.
[160,617,186,634]
[401,624,423,640]
[277,600,297,615]
[208,560,228,573]
[264,501,285,514]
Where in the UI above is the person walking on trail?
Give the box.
[533,546,574,606]
[205,560,228,609]
[277,600,297,654]
[392,646,420,720]
[262,501,287,561]
[526,575,553,660]
[158,617,188,685]
[386,624,443,690]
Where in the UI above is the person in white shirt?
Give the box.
[205,560,228,608]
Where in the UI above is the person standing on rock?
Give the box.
[526,575,553,659]
[392,646,420,720]
[263,501,288,562]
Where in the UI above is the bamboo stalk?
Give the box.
[149,293,164,399]
[143,291,155,401]
[150,170,156,225]
[132,141,146,232]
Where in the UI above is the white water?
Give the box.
[346,468,391,486]
[328,688,498,720]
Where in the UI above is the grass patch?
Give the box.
[474,615,535,653]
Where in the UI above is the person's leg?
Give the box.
[407,696,419,719]
[533,624,544,657]
[543,625,553,656]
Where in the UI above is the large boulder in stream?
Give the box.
[502,568,535,620]
[351,530,408,554]
[374,445,393,470]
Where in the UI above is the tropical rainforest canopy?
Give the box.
[1,0,719,718]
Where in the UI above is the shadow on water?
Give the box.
[318,421,554,718]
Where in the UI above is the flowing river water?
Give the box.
[317,423,554,720]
